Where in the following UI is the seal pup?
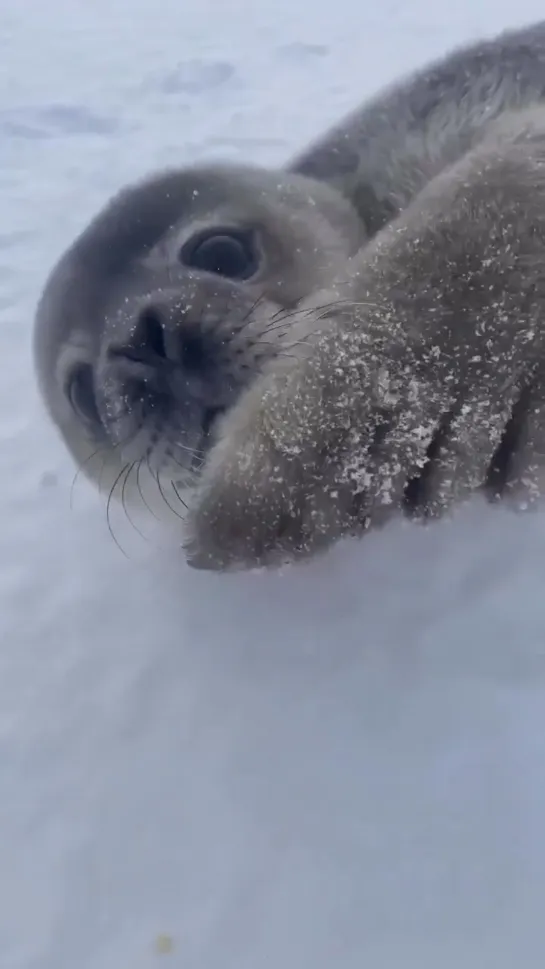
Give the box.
[185,105,545,571]
[34,166,363,504]
[34,20,545,514]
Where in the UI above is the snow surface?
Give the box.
[3,0,545,965]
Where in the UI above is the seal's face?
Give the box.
[34,162,363,496]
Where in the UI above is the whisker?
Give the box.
[174,440,206,458]
[166,449,203,475]
[121,461,151,543]
[255,347,300,362]
[265,297,387,332]
[229,294,267,337]
[239,293,267,332]
[171,480,189,509]
[70,444,109,510]
[106,464,132,558]
[98,447,118,496]
[261,338,310,351]
[95,422,143,497]
[262,322,296,340]
[266,300,332,326]
[136,458,161,521]
[267,303,290,324]
[267,304,315,323]
[147,457,186,522]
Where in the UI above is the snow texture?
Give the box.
[3,0,545,966]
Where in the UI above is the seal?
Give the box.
[185,105,545,570]
[33,19,545,517]
[33,165,363,504]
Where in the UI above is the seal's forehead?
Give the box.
[75,163,280,272]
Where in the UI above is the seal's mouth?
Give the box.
[201,405,224,440]
[195,404,227,471]
[92,331,237,478]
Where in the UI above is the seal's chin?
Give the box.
[95,383,228,484]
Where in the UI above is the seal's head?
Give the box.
[34,161,363,500]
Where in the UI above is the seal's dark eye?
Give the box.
[179,229,258,280]
[66,363,100,425]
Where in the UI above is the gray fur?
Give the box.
[34,166,362,502]
[291,20,545,231]
[32,19,545,541]
[185,106,545,570]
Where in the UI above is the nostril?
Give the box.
[137,307,167,360]
[181,331,207,373]
[123,305,208,373]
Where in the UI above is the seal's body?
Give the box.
[32,20,545,558]
[186,106,545,569]
[290,20,545,233]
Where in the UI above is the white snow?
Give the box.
[3,0,545,966]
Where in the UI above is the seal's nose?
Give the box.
[109,303,209,376]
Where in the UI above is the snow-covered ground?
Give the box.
[3,0,545,965]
